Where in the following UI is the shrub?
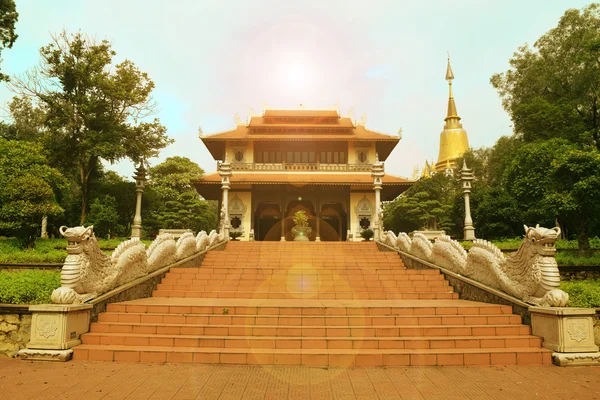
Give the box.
[0,270,61,304]
[560,279,600,308]
[230,231,243,240]
[361,228,374,241]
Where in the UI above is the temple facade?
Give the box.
[194,108,411,241]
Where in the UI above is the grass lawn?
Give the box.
[0,237,153,264]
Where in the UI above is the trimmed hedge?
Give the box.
[0,270,61,304]
[561,279,600,308]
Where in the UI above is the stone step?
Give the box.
[96,312,523,327]
[150,290,459,300]
[105,299,514,316]
[154,284,451,292]
[81,332,542,350]
[72,345,553,366]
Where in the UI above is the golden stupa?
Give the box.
[434,55,470,173]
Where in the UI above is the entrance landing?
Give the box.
[72,241,552,366]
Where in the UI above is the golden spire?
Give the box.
[445,54,460,125]
[435,54,470,173]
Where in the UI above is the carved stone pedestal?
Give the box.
[530,306,600,366]
[18,304,92,362]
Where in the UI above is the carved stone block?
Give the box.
[530,306,599,353]
[22,304,92,351]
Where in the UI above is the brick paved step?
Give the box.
[95,312,523,326]
[104,299,514,316]
[88,322,531,337]
[150,290,459,300]
[155,284,450,292]
[81,332,542,349]
[72,345,553,366]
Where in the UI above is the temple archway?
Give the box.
[254,202,281,241]
[320,203,347,241]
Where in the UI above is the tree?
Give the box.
[384,174,457,234]
[0,138,66,247]
[0,0,18,82]
[546,149,600,250]
[144,157,217,235]
[86,195,120,238]
[88,170,135,236]
[10,31,173,224]
[491,4,600,150]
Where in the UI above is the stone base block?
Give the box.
[530,306,599,353]
[18,348,73,362]
[553,352,600,367]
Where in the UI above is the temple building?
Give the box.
[194,108,412,241]
[434,56,470,174]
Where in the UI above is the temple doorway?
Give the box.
[320,203,347,241]
[254,202,281,241]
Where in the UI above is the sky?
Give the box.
[0,0,593,179]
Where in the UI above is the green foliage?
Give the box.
[0,270,60,304]
[88,170,136,237]
[360,228,374,241]
[561,279,600,308]
[0,0,18,82]
[384,174,457,234]
[292,210,309,227]
[229,231,243,240]
[491,4,600,150]
[85,195,120,238]
[0,139,67,247]
[10,31,173,224]
[144,157,216,235]
[0,237,152,264]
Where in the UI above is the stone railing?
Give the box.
[380,226,568,307]
[229,162,371,172]
[51,226,226,305]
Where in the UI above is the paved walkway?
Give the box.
[0,358,598,399]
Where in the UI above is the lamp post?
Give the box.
[131,162,147,239]
[371,153,385,241]
[461,160,476,240]
[218,153,232,240]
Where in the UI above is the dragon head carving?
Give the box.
[523,224,560,257]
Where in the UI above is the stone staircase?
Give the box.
[73,241,552,366]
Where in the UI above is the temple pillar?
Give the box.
[371,154,385,241]
[461,160,476,240]
[280,198,286,241]
[315,197,321,242]
[218,154,232,240]
[131,163,147,239]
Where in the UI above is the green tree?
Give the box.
[384,174,456,234]
[0,0,18,81]
[10,31,173,224]
[491,4,600,150]
[86,195,120,238]
[145,157,217,235]
[89,170,135,236]
[0,138,66,247]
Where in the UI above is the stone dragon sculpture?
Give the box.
[381,225,568,307]
[51,226,225,304]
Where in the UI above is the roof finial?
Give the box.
[446,52,455,82]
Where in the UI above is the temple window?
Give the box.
[357,152,367,163]
[234,151,244,162]
[360,217,371,229]
[231,216,241,229]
